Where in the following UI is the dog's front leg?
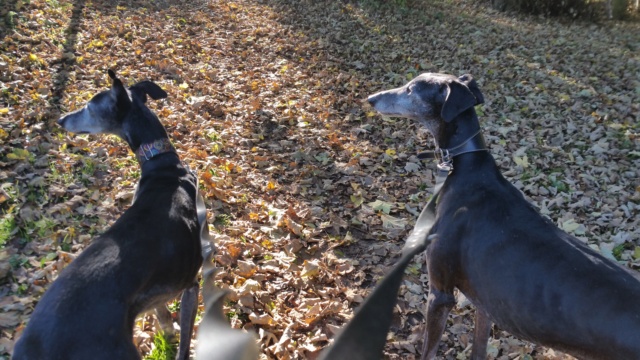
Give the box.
[470,308,492,360]
[176,282,199,360]
[420,287,455,360]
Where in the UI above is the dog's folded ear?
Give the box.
[441,81,477,122]
[130,81,168,103]
[458,74,484,105]
[441,76,485,122]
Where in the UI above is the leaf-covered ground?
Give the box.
[1,0,639,359]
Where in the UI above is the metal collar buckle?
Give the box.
[421,130,487,174]
[435,148,452,173]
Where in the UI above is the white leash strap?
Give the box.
[194,186,259,360]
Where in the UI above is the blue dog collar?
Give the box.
[135,138,176,164]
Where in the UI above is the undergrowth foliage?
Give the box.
[489,0,631,19]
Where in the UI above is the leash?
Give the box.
[134,143,258,358]
[318,191,439,360]
[319,131,488,360]
[190,167,436,360]
[194,177,259,360]
[192,130,488,359]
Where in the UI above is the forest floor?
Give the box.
[1,0,639,359]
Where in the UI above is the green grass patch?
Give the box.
[612,243,634,261]
[359,0,408,10]
[33,217,56,238]
[144,331,177,360]
[405,262,421,276]
[9,254,29,270]
[113,157,138,171]
[213,214,231,227]
[167,299,180,314]
[50,162,75,186]
[0,213,17,249]
[547,173,568,193]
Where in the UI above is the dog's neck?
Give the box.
[135,138,176,165]
[418,109,492,172]
[436,108,482,150]
[121,104,171,152]
[132,146,195,208]
[430,108,495,173]
[137,147,184,182]
[133,137,183,180]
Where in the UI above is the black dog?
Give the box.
[13,70,202,360]
[368,73,640,360]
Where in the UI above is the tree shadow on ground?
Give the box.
[47,0,86,121]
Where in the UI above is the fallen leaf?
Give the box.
[368,199,393,214]
[300,260,320,278]
[249,312,274,326]
[381,213,407,229]
[404,162,421,173]
[350,194,364,208]
[0,312,20,328]
[235,260,257,278]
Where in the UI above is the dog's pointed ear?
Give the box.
[130,81,168,103]
[108,69,131,104]
[108,69,125,89]
[108,69,117,81]
[458,74,484,105]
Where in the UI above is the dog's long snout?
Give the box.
[367,93,380,107]
[56,108,79,128]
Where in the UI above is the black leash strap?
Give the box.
[195,189,259,360]
[192,150,450,360]
[319,190,440,360]
[192,126,482,358]
[319,129,492,358]
[192,172,436,360]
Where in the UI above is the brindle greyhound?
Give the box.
[14,70,202,360]
[368,73,640,360]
